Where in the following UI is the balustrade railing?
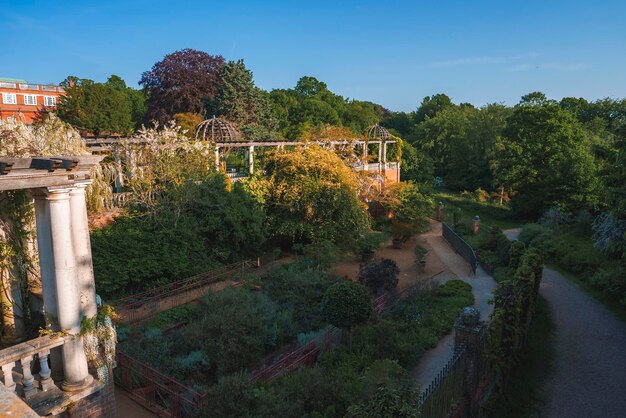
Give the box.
[0,335,66,401]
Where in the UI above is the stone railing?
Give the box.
[0,335,65,401]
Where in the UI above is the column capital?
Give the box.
[33,187,73,201]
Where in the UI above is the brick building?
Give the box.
[0,77,65,123]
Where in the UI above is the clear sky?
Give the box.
[1,0,625,111]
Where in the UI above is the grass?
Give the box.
[488,296,555,417]
[436,192,521,231]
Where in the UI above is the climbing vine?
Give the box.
[81,302,118,382]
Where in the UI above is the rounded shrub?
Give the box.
[321,281,372,329]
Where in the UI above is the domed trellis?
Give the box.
[366,124,390,142]
[195,116,242,142]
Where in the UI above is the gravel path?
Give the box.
[505,228,626,418]
[413,221,496,389]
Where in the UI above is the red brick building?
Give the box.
[0,78,65,124]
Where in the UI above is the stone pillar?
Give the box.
[39,188,92,391]
[214,147,220,170]
[69,183,97,319]
[382,141,387,164]
[435,202,445,222]
[473,216,481,235]
[377,143,383,173]
[454,307,486,417]
[248,146,255,174]
[362,142,367,169]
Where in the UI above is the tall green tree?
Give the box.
[493,94,601,217]
[206,60,275,139]
[57,75,140,135]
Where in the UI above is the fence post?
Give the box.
[436,201,445,222]
[454,307,486,417]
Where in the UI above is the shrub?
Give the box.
[590,263,626,306]
[321,281,372,329]
[509,241,527,270]
[358,259,400,295]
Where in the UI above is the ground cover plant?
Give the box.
[199,279,474,417]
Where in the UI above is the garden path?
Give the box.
[412,220,496,390]
[504,228,626,418]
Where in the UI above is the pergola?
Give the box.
[0,155,106,414]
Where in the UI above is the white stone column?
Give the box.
[248,146,255,174]
[33,195,58,330]
[42,188,92,391]
[113,151,124,192]
[214,147,220,170]
[382,141,387,164]
[378,143,383,173]
[69,182,97,319]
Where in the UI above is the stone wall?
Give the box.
[54,380,116,418]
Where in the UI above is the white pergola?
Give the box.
[0,155,102,393]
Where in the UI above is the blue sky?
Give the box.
[1,0,625,111]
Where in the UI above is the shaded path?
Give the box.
[412,220,496,389]
[505,228,626,418]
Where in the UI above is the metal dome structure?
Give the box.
[366,124,390,142]
[195,116,242,142]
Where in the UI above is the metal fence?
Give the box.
[417,344,469,418]
[113,260,256,324]
[442,222,478,275]
[115,350,206,418]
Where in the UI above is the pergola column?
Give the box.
[37,188,92,391]
[214,147,220,170]
[69,182,97,319]
[378,143,383,173]
[248,146,255,174]
[382,141,387,164]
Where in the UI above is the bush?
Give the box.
[358,259,400,295]
[590,263,626,306]
[184,287,296,377]
[321,281,372,329]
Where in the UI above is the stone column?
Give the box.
[382,141,387,164]
[214,147,220,170]
[248,146,255,174]
[377,143,383,173]
[41,188,92,391]
[69,183,97,319]
[113,151,124,193]
[473,216,481,235]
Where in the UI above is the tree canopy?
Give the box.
[140,48,225,123]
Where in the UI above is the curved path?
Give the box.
[505,228,626,418]
[413,221,496,389]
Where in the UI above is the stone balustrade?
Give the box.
[0,335,66,400]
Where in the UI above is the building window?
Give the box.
[2,93,17,105]
[44,96,57,106]
[24,95,37,106]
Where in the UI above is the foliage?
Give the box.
[321,281,372,329]
[184,287,296,377]
[206,60,276,140]
[173,112,204,138]
[346,385,420,418]
[57,75,145,134]
[140,48,225,123]
[91,173,266,296]
[383,181,434,232]
[493,97,601,217]
[358,258,400,295]
[0,113,87,157]
[81,303,118,381]
[253,145,370,247]
[356,231,388,256]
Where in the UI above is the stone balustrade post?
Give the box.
[1,362,16,393]
[38,350,54,391]
[20,355,36,400]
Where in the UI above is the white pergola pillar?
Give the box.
[214,147,220,170]
[248,146,255,174]
[382,141,387,164]
[378,143,383,173]
[38,188,92,391]
[69,183,97,319]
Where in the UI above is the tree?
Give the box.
[321,281,372,329]
[414,93,453,124]
[57,77,134,135]
[252,145,370,246]
[493,94,601,217]
[140,48,225,123]
[358,259,400,295]
[206,60,275,140]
